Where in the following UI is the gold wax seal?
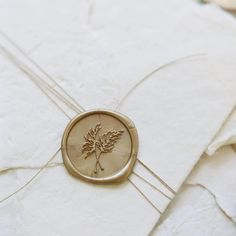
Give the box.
[61,110,138,184]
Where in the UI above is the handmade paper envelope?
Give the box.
[152,110,236,234]
[0,0,236,235]
[152,145,236,235]
[207,109,236,155]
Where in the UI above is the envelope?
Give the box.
[0,0,236,235]
[152,145,236,235]
[152,111,236,234]
[207,109,236,155]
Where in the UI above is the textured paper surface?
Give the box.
[207,109,236,155]
[153,145,236,235]
[188,146,236,223]
[0,0,236,235]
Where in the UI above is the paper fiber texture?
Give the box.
[207,109,236,155]
[153,145,236,235]
[0,0,236,235]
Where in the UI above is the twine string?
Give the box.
[0,31,85,113]
[128,178,162,215]
[115,53,206,111]
[132,171,173,200]
[0,148,61,204]
[137,159,176,195]
[0,34,204,213]
[0,46,83,116]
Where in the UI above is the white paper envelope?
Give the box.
[0,0,236,235]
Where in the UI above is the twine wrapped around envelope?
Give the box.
[1,33,200,211]
[1,32,236,235]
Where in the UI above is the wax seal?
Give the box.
[61,110,138,184]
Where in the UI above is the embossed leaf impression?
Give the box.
[82,123,124,174]
[82,123,101,157]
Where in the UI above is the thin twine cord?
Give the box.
[0,49,180,206]
[0,148,61,204]
[0,38,85,203]
[137,159,176,195]
[0,45,83,116]
[115,53,206,111]
[0,162,63,175]
[128,178,162,214]
[0,38,202,211]
[132,171,172,200]
[0,50,185,208]
[0,41,86,203]
[0,31,86,113]
[0,45,74,115]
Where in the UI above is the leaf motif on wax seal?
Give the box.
[81,123,124,173]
